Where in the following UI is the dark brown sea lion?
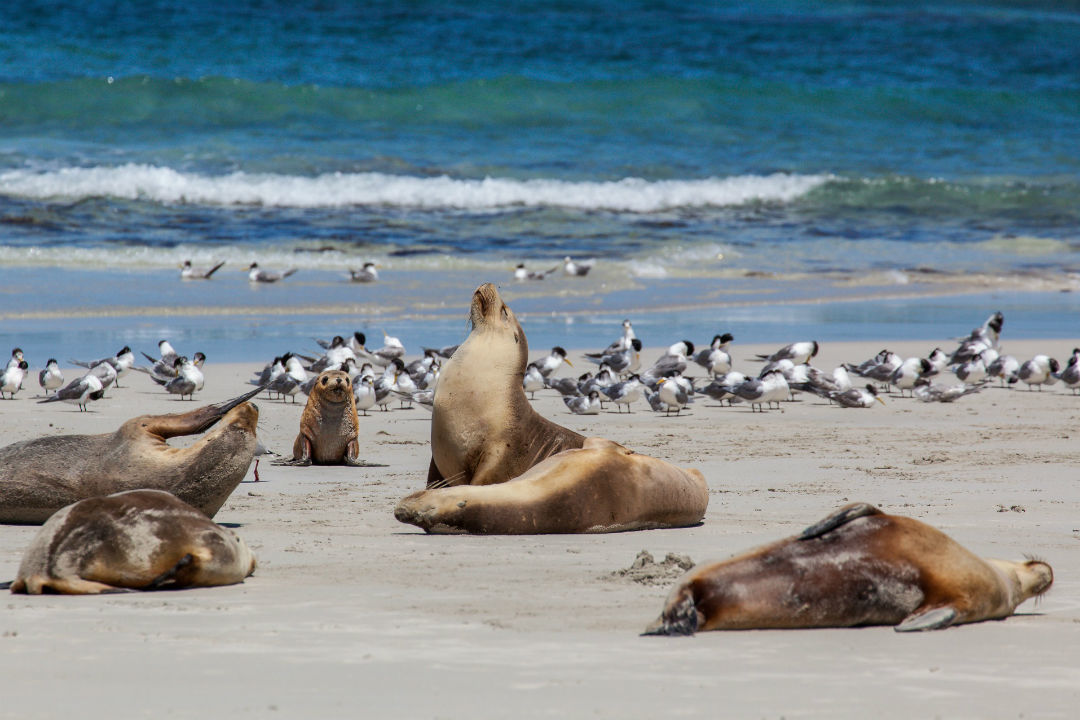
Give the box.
[0,388,261,524]
[287,369,363,465]
[428,283,584,488]
[10,489,255,595]
[644,502,1053,635]
[396,437,708,534]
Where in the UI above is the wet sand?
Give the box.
[1,339,1079,718]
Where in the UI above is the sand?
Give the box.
[1,339,1079,719]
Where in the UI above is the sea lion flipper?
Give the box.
[146,553,194,589]
[142,386,265,439]
[641,589,700,637]
[895,606,958,632]
[798,502,883,541]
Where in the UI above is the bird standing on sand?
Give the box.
[1018,355,1059,391]
[523,363,545,399]
[564,390,602,415]
[349,262,379,283]
[756,341,819,365]
[180,260,225,279]
[248,262,298,283]
[535,346,572,378]
[0,360,29,399]
[39,359,64,395]
[38,372,104,411]
[72,346,134,388]
[602,374,643,413]
[657,377,690,415]
[354,375,377,415]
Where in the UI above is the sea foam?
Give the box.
[0,165,831,212]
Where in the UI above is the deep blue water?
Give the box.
[0,1,1078,359]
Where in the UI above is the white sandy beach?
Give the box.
[1,339,1079,719]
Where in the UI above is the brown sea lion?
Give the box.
[396,437,708,534]
[644,502,1053,635]
[287,369,363,465]
[10,489,255,595]
[428,282,584,488]
[0,388,261,524]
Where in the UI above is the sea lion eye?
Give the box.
[501,307,508,321]
[321,377,328,385]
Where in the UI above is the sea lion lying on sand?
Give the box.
[396,438,708,534]
[644,502,1053,635]
[0,387,261,524]
[10,489,255,595]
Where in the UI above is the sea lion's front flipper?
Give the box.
[798,502,883,541]
[146,554,194,589]
[895,606,958,632]
[141,386,266,439]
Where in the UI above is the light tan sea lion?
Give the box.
[287,369,363,465]
[644,502,1053,635]
[428,282,584,488]
[0,388,261,524]
[10,489,255,594]
[396,437,708,534]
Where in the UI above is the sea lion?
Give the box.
[10,489,255,595]
[0,388,261,524]
[644,502,1053,635]
[396,437,708,534]
[428,282,584,487]
[286,369,364,465]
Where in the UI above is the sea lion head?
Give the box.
[1016,558,1054,599]
[469,283,526,354]
[222,400,260,435]
[313,369,353,404]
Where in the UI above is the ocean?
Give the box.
[1,1,1078,362]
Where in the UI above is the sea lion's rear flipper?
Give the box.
[146,554,194,589]
[13,575,127,595]
[142,386,265,439]
[895,606,958,632]
[798,502,883,541]
[641,589,700,637]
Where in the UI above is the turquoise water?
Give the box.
[0,1,1078,358]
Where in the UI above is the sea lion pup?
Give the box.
[11,489,255,595]
[0,387,261,524]
[644,502,1053,635]
[428,282,584,488]
[285,369,364,466]
[395,438,708,534]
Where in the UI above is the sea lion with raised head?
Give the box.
[0,387,262,524]
[396,437,708,534]
[428,283,584,488]
[644,502,1053,635]
[286,369,364,465]
[10,489,256,595]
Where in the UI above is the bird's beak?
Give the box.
[876,397,886,405]
[564,358,573,367]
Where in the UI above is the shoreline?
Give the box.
[1,341,1079,716]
